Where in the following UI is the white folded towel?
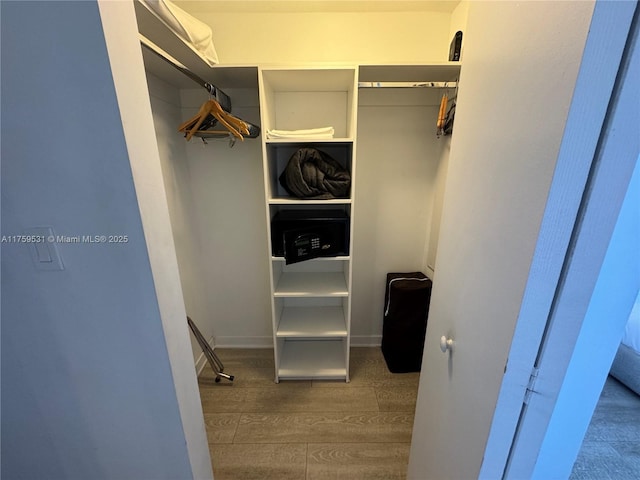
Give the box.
[267,127,335,139]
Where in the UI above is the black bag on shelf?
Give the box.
[279,147,351,199]
[381,272,433,373]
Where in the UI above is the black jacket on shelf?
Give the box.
[279,147,351,199]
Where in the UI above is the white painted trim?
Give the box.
[209,336,382,349]
[479,2,636,477]
[98,2,212,479]
[505,3,639,476]
[194,336,215,376]
[533,136,639,480]
[424,265,435,279]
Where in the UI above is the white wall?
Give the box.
[180,88,272,348]
[352,88,447,343]
[162,83,448,349]
[425,136,451,276]
[175,5,453,64]
[1,2,198,478]
[146,73,210,363]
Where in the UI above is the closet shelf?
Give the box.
[277,306,347,337]
[135,1,258,89]
[268,198,352,205]
[278,340,347,379]
[274,272,348,297]
[266,138,354,144]
[358,63,461,84]
[359,81,457,89]
[272,256,350,262]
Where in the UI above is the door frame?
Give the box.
[479,1,639,477]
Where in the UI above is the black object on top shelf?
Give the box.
[449,31,463,61]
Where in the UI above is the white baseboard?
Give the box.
[350,335,382,347]
[199,335,382,354]
[425,265,435,279]
[211,336,274,349]
[195,335,271,375]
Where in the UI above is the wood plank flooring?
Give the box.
[199,347,419,480]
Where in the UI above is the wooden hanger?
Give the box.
[178,99,250,141]
[178,100,212,137]
[437,93,448,132]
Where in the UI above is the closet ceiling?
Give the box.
[174,1,460,14]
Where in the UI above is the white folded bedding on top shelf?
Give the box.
[137,0,218,66]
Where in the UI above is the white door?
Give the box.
[407,1,636,479]
[501,4,639,477]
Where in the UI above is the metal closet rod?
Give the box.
[139,34,217,96]
[358,81,458,88]
[138,39,457,94]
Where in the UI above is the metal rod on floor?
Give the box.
[187,316,234,383]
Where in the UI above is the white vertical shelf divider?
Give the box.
[258,66,358,382]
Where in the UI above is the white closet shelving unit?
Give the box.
[259,66,358,382]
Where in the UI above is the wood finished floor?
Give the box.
[199,347,419,480]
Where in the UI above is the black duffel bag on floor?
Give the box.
[381,272,433,373]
